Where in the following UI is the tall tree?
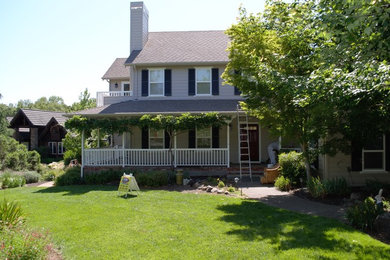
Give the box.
[68,88,96,112]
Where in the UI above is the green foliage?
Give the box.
[0,104,15,135]
[22,171,41,184]
[68,88,96,112]
[84,170,123,185]
[278,152,306,187]
[134,171,173,187]
[227,185,235,193]
[0,172,26,189]
[217,179,225,188]
[206,177,218,186]
[346,197,385,231]
[274,176,292,191]
[0,199,24,228]
[63,132,83,165]
[27,150,41,170]
[55,167,82,186]
[0,226,50,259]
[308,177,349,198]
[308,177,327,199]
[364,180,390,198]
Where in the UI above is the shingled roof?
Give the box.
[101,58,130,79]
[10,109,67,127]
[125,31,229,66]
[73,99,240,116]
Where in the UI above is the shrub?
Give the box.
[346,197,385,231]
[0,199,24,228]
[84,169,123,185]
[274,176,292,191]
[217,179,225,188]
[27,150,41,170]
[323,177,350,197]
[134,171,171,187]
[206,177,218,186]
[0,172,26,189]
[0,226,50,259]
[22,171,41,184]
[308,177,326,198]
[278,151,305,187]
[227,185,235,193]
[55,167,82,186]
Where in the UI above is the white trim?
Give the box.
[148,68,165,97]
[196,127,212,148]
[362,134,386,171]
[148,128,165,149]
[58,142,64,155]
[195,67,212,96]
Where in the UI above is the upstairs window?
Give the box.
[149,69,164,96]
[362,135,385,171]
[196,127,211,148]
[196,68,211,95]
[121,82,131,96]
[149,129,164,149]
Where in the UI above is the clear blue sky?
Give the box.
[0,0,265,106]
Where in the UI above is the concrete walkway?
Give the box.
[37,181,55,187]
[241,185,347,222]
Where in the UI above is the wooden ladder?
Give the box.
[237,105,252,182]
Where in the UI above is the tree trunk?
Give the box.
[301,142,312,182]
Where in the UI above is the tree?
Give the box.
[68,88,96,112]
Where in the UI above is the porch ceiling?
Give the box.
[72,99,242,117]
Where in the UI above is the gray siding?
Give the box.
[130,2,149,53]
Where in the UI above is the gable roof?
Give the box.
[101,58,130,80]
[72,99,240,116]
[10,109,67,127]
[125,31,229,66]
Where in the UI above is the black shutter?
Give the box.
[165,131,170,149]
[142,70,148,96]
[188,129,196,148]
[188,69,195,96]
[212,68,219,95]
[351,140,362,171]
[142,127,149,149]
[234,86,241,95]
[386,133,390,171]
[212,127,219,148]
[164,69,172,96]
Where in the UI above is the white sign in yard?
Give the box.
[118,173,140,197]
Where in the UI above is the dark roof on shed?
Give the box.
[74,99,240,116]
[10,109,67,127]
[125,31,229,65]
[102,58,130,80]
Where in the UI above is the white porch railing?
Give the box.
[84,148,229,167]
[96,91,133,107]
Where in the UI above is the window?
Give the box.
[196,127,211,148]
[149,69,164,96]
[196,68,211,95]
[362,135,385,171]
[149,129,164,149]
[121,81,131,96]
[48,142,57,154]
[58,142,64,155]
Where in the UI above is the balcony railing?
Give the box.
[84,148,229,167]
[96,91,133,107]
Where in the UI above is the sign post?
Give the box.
[118,173,140,197]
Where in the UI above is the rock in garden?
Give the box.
[374,212,390,239]
[211,188,218,193]
[225,191,229,195]
[206,186,213,192]
[217,189,223,194]
[194,182,200,188]
[197,184,204,190]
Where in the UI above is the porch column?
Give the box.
[122,133,125,168]
[97,128,100,148]
[174,131,177,168]
[81,130,85,178]
[227,124,230,168]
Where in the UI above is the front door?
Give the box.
[240,124,259,161]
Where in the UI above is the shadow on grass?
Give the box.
[33,185,118,196]
[217,200,390,258]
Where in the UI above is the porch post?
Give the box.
[174,131,177,168]
[81,129,85,178]
[227,124,230,168]
[122,132,125,168]
[97,128,100,148]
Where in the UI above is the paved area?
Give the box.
[241,185,347,222]
[37,181,55,187]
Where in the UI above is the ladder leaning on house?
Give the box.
[236,105,252,182]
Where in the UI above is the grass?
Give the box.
[2,185,390,259]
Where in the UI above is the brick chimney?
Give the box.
[130,2,149,53]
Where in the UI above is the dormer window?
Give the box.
[149,69,164,96]
[196,68,211,95]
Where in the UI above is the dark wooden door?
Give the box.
[240,124,259,161]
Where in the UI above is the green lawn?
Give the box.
[2,185,390,259]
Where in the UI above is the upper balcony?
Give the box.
[96,91,133,107]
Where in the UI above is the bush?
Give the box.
[274,176,292,191]
[227,185,235,193]
[134,171,171,187]
[42,168,63,181]
[27,150,41,170]
[206,177,218,186]
[278,152,305,187]
[84,169,123,185]
[22,171,41,184]
[346,197,385,231]
[55,167,82,186]
[0,199,24,228]
[0,172,26,189]
[308,177,326,198]
[217,179,225,188]
[0,226,50,259]
[323,177,350,197]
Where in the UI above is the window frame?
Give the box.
[149,128,165,149]
[58,142,64,155]
[196,127,212,149]
[148,68,165,97]
[48,142,57,154]
[195,67,212,96]
[362,134,386,172]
